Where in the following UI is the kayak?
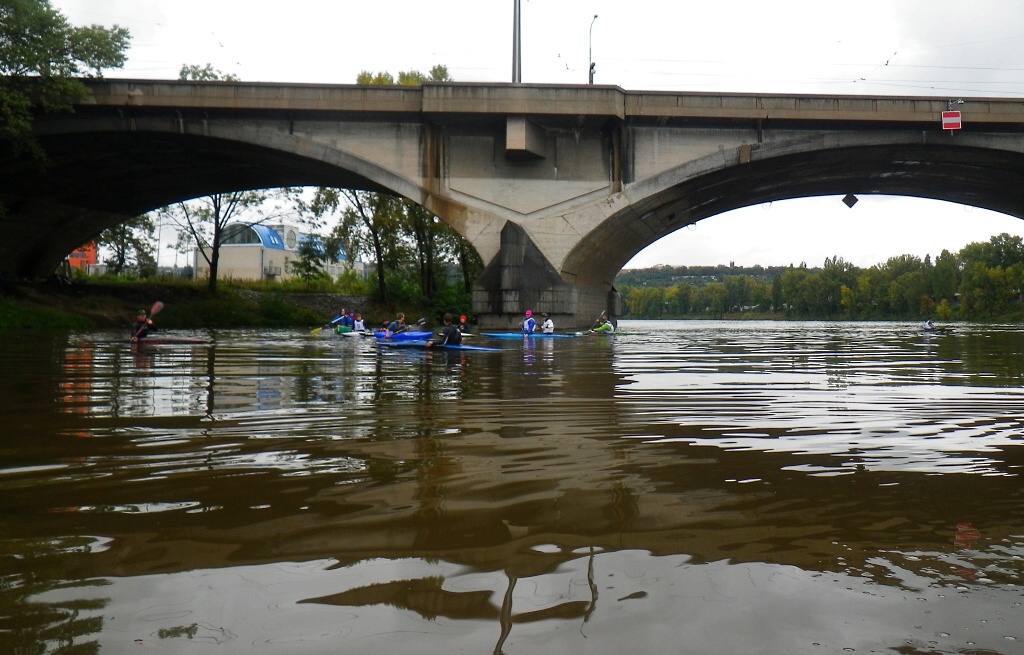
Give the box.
[373,330,433,341]
[335,329,373,337]
[379,340,501,352]
[481,332,576,339]
[133,335,212,345]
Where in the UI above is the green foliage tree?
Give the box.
[701,282,729,316]
[0,0,130,161]
[289,235,337,282]
[445,228,485,295]
[178,63,239,82]
[407,203,441,299]
[931,249,961,301]
[308,187,407,304]
[356,64,449,86]
[628,286,666,317]
[960,233,1024,270]
[95,214,156,277]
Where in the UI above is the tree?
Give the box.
[960,233,1024,271]
[441,226,484,295]
[931,249,961,303]
[820,256,856,317]
[95,214,156,277]
[779,267,811,315]
[178,63,239,82]
[0,0,130,162]
[158,188,297,292]
[356,64,449,86]
[310,187,408,304]
[700,282,729,316]
[289,234,338,282]
[407,203,441,299]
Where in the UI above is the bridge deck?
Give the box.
[79,80,1024,126]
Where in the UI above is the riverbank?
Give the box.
[0,280,381,332]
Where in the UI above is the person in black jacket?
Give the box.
[431,313,463,347]
[131,309,156,342]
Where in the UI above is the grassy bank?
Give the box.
[0,296,94,331]
[0,280,390,332]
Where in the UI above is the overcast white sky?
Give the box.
[52,0,1024,268]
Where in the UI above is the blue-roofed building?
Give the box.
[193,222,362,282]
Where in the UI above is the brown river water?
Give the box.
[1,320,1023,654]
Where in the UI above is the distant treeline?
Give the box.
[616,233,1024,321]
[616,264,800,288]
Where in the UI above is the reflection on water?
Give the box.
[1,322,1023,654]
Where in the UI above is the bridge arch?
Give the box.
[560,137,1024,306]
[1,113,446,279]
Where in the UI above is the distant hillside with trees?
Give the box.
[615,233,1024,322]
[616,264,798,288]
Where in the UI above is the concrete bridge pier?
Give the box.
[472,222,617,330]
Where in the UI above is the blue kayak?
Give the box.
[379,340,501,352]
[481,332,576,339]
[373,330,433,341]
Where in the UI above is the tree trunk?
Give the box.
[370,231,388,305]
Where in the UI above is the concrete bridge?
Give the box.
[3,80,1024,328]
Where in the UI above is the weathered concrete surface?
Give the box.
[4,80,1024,327]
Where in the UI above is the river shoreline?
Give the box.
[0,280,376,331]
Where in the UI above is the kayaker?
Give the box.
[591,313,615,334]
[387,312,408,336]
[430,313,463,347]
[353,312,365,331]
[335,309,356,333]
[521,310,536,334]
[458,315,469,333]
[131,309,156,342]
[921,318,935,331]
[540,312,554,333]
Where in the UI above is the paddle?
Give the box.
[580,312,609,336]
[310,314,344,335]
[133,301,163,340]
[377,317,428,339]
[391,317,426,335]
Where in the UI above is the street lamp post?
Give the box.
[512,0,522,83]
[588,14,598,84]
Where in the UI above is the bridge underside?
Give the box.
[563,142,1024,292]
[0,130,389,281]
